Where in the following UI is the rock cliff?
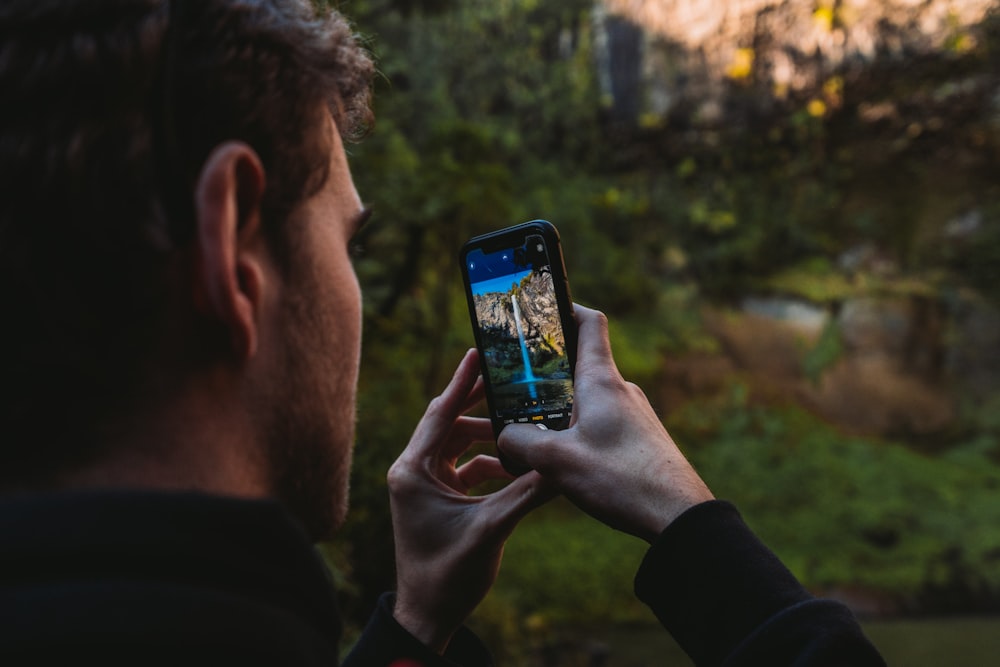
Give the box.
[473,270,568,378]
[596,0,996,123]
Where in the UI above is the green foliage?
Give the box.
[670,395,1000,598]
[802,318,843,384]
[330,0,1000,629]
[764,258,858,302]
[477,501,650,627]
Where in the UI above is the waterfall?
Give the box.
[511,294,536,383]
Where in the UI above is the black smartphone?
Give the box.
[460,220,577,473]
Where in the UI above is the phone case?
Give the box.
[460,220,577,473]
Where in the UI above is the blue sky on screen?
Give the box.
[471,269,533,297]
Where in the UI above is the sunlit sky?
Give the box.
[470,269,532,297]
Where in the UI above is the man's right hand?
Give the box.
[497,305,714,543]
[388,349,553,654]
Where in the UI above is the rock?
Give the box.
[594,0,996,124]
[696,296,955,436]
[741,296,829,333]
[948,297,1000,395]
[472,270,567,370]
[838,297,912,363]
[799,355,954,435]
[702,306,819,381]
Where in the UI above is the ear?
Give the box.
[192,141,268,361]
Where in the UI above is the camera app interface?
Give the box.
[466,235,573,428]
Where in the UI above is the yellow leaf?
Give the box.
[725,48,754,80]
[807,98,827,118]
[823,76,844,100]
[813,6,835,32]
[639,112,663,129]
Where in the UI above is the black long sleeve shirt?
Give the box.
[0,492,883,666]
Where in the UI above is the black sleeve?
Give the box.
[633,500,886,667]
[343,593,494,667]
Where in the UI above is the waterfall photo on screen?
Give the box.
[470,264,573,420]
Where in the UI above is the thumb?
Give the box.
[572,305,621,381]
[497,423,554,472]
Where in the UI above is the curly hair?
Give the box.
[0,0,374,483]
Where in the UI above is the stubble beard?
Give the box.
[264,270,357,542]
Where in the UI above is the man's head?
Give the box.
[0,0,374,537]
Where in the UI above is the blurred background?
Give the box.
[321,0,1000,664]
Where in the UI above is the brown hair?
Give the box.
[0,0,374,482]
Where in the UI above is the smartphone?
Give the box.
[460,220,577,473]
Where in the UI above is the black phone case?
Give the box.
[460,220,577,474]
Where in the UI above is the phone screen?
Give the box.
[464,229,574,431]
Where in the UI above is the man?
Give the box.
[0,0,884,665]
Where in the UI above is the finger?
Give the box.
[440,416,495,462]
[496,423,555,473]
[481,470,558,539]
[572,305,621,382]
[456,454,513,490]
[458,373,487,416]
[406,349,481,459]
